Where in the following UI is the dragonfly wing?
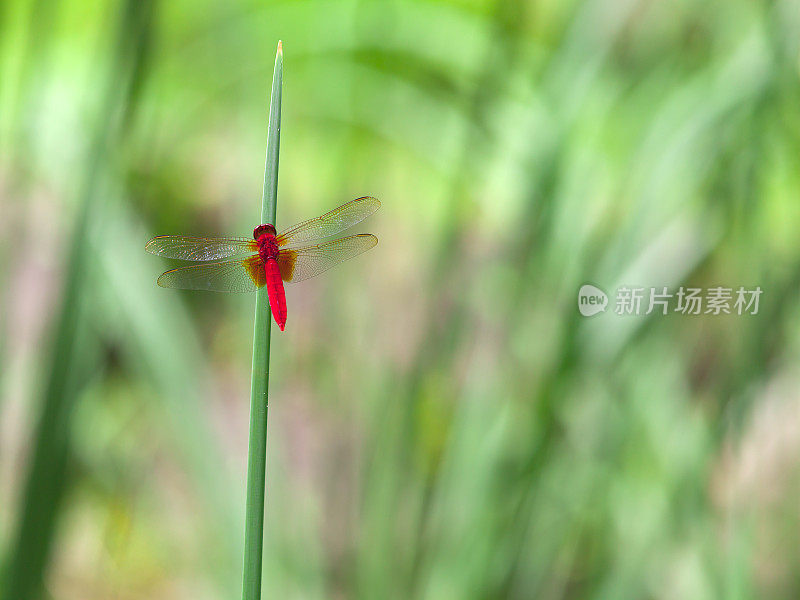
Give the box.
[276,197,380,246]
[145,236,257,261]
[157,255,265,292]
[278,234,378,283]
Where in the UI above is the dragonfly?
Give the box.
[145,196,380,331]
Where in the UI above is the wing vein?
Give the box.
[145,236,256,261]
[277,196,380,246]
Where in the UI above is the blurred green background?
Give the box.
[2,0,800,598]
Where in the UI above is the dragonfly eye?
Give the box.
[253,224,276,239]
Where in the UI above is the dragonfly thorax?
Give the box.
[255,225,279,262]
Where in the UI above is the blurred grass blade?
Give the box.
[96,200,244,595]
[1,2,154,598]
[242,39,282,600]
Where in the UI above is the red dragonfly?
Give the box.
[145,196,380,331]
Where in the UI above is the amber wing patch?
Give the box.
[277,249,297,282]
[243,255,266,287]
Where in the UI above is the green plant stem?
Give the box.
[242,40,282,600]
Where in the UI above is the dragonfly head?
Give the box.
[253,224,276,239]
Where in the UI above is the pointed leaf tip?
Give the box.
[277,40,283,54]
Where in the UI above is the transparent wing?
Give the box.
[157,255,265,292]
[278,234,378,283]
[276,197,380,247]
[145,235,257,261]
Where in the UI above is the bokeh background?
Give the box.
[3,0,800,598]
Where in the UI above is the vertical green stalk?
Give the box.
[242,40,282,600]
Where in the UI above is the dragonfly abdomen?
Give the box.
[264,258,287,331]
